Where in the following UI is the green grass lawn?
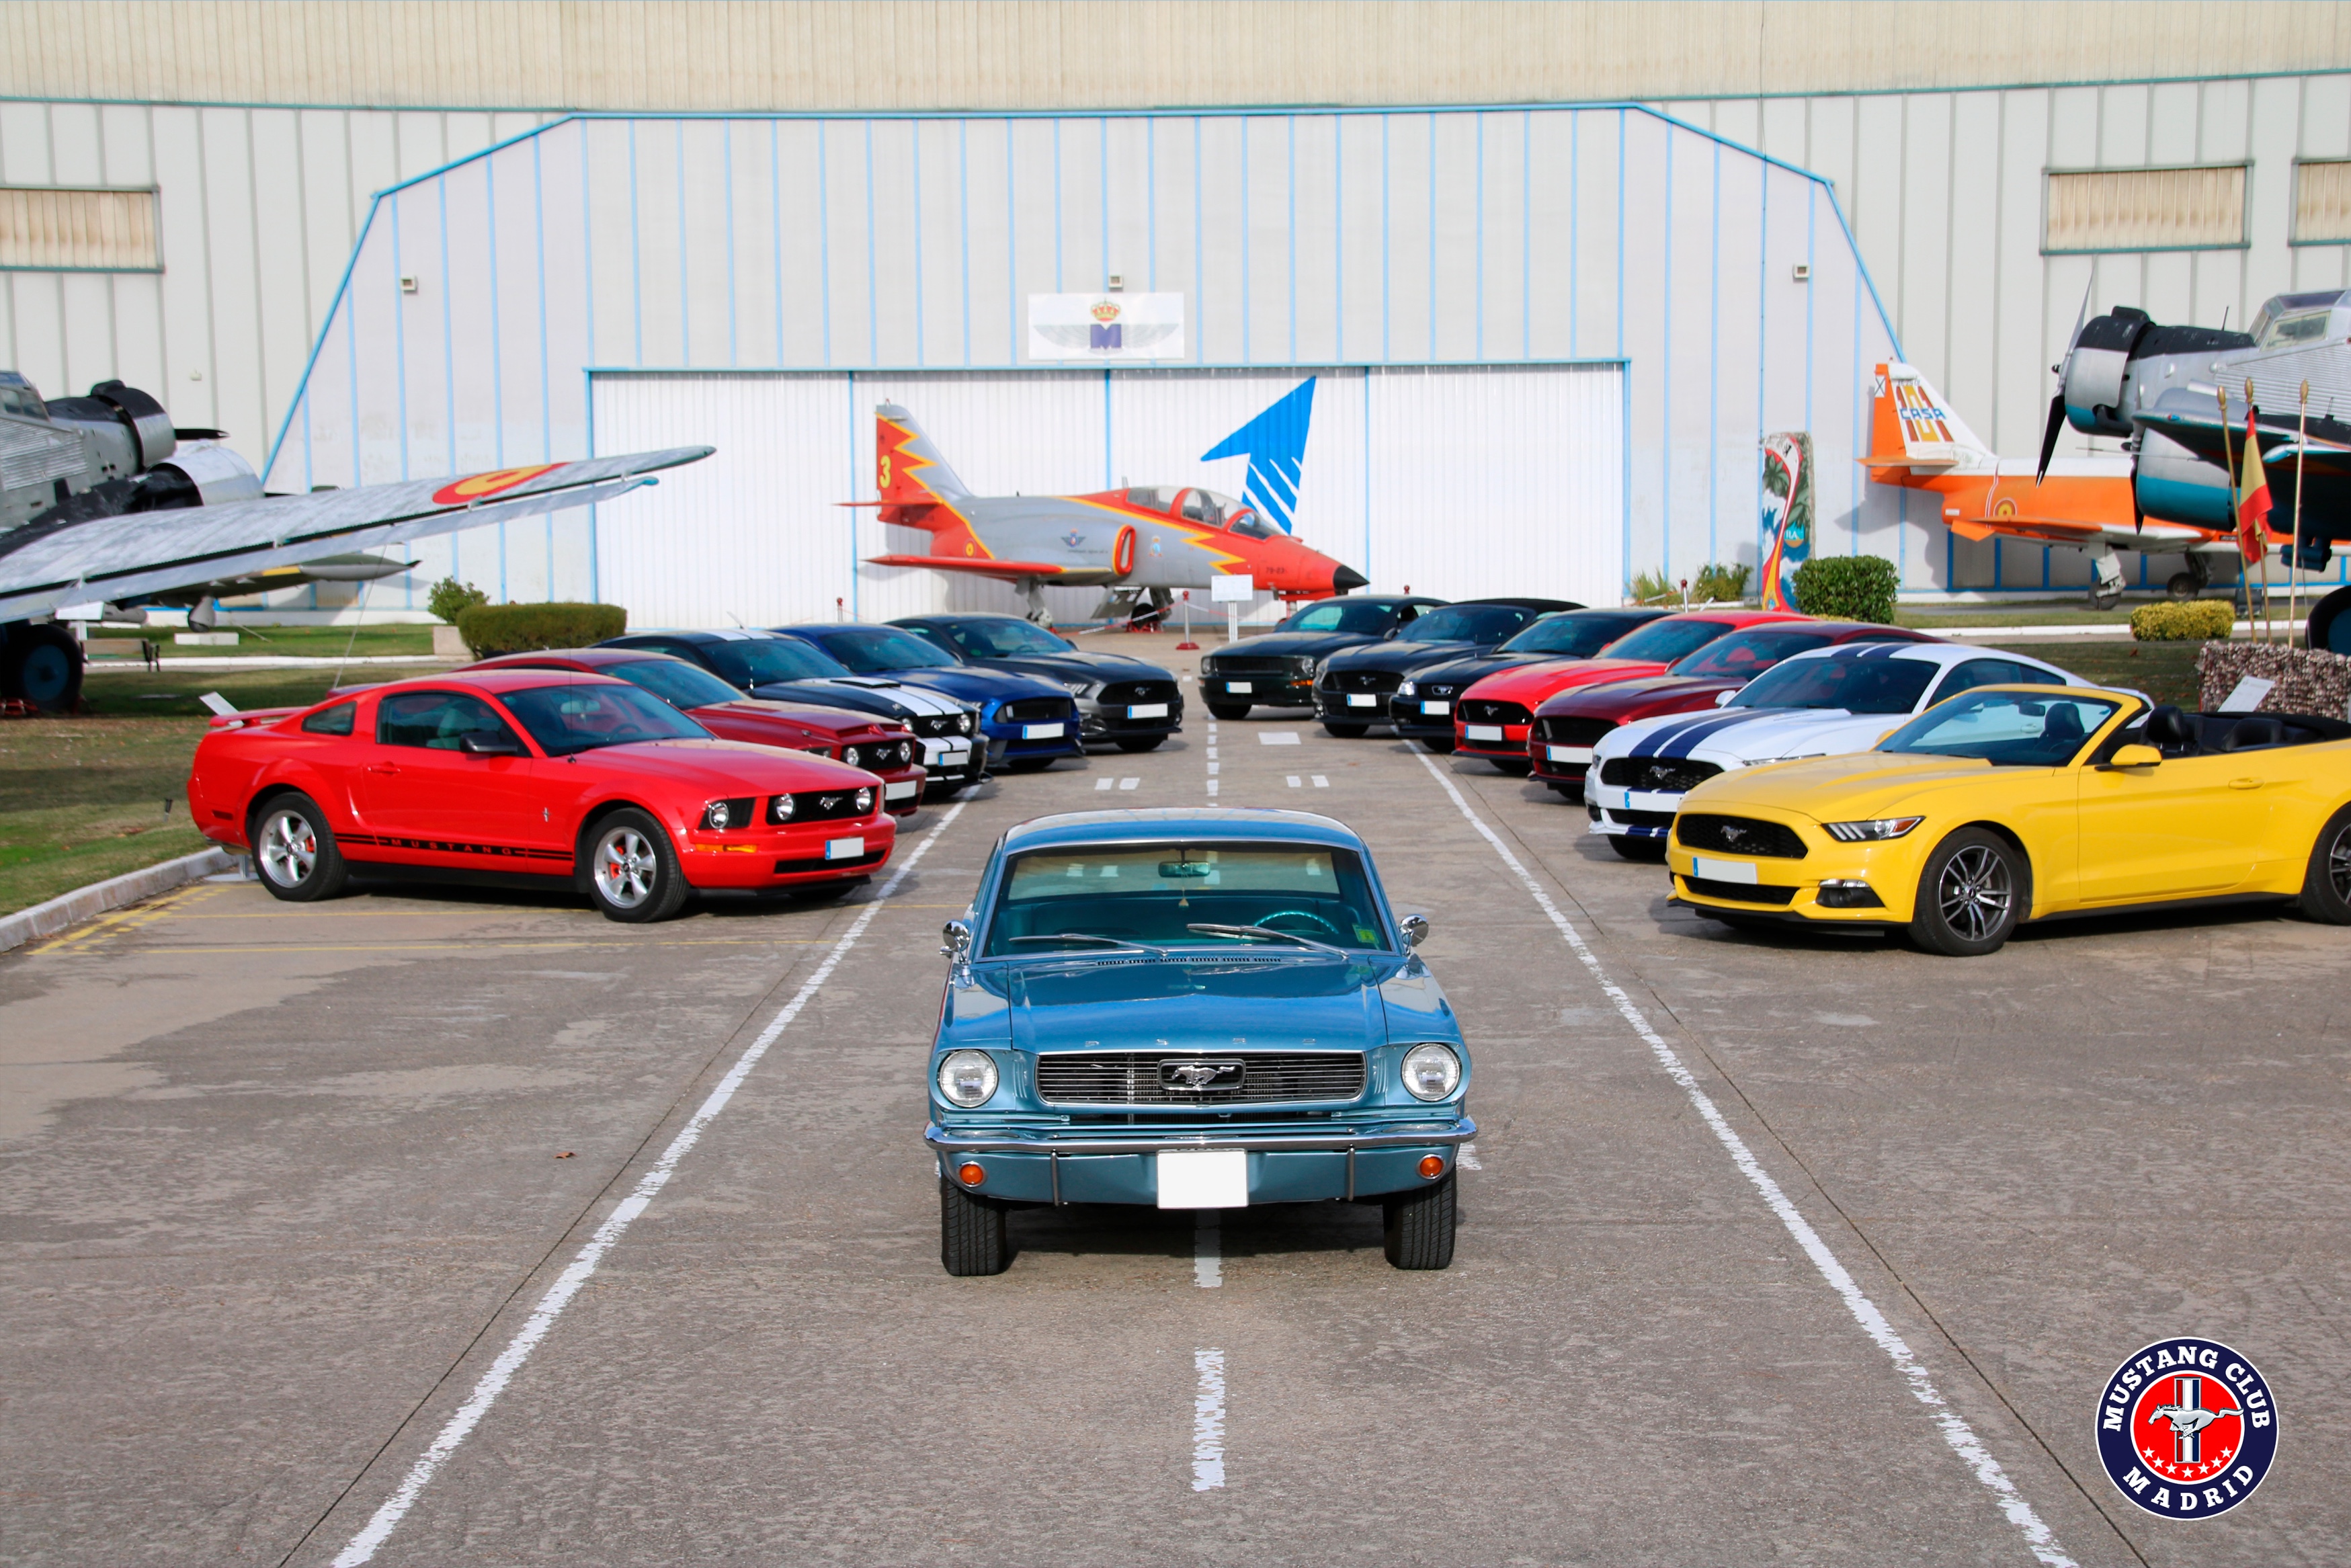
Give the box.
[0,714,216,915]
[1981,637,2204,708]
[77,663,417,720]
[85,623,439,661]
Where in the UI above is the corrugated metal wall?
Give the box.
[588,364,1626,626]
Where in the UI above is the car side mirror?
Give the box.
[1399,913,1430,948]
[1715,688,1736,707]
[940,919,973,959]
[460,733,524,755]
[2102,743,2163,770]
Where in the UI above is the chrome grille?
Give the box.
[1036,1050,1368,1106]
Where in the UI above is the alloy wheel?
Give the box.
[259,809,318,887]
[594,827,658,908]
[2329,823,2351,903]
[1938,843,2012,941]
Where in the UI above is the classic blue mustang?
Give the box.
[927,807,1473,1274]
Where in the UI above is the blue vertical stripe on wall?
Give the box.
[1754,153,1767,567]
[582,124,597,592]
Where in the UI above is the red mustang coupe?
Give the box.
[464,647,927,816]
[188,669,897,921]
[1451,609,1810,770]
[1524,620,1937,794]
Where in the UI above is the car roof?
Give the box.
[356,667,634,696]
[1450,596,1582,612]
[1647,608,1807,625]
[469,647,694,670]
[1310,594,1446,608]
[614,628,794,643]
[1772,641,2067,671]
[1002,807,1364,852]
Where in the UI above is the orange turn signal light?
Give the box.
[957,1162,986,1187]
[1419,1155,1447,1179]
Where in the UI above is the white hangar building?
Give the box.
[5,2,2351,622]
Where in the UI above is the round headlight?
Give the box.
[1400,1043,1462,1102]
[854,787,874,813]
[843,745,862,768]
[768,793,796,823]
[1399,679,1417,696]
[702,798,732,830]
[958,712,976,735]
[937,1049,999,1108]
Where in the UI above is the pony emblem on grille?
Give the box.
[1161,1059,1246,1091]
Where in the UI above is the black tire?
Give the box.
[1114,735,1165,752]
[1323,722,1369,739]
[2297,805,2351,923]
[1491,757,1533,777]
[1421,736,1456,755]
[940,1176,1012,1276]
[580,807,691,923]
[1206,701,1250,720]
[2,623,83,712]
[1908,827,2026,956]
[250,792,349,902]
[1005,755,1056,773]
[1608,835,1667,862]
[2088,583,2124,612]
[2166,571,2203,602]
[1383,1171,1457,1270]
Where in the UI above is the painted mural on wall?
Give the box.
[1759,431,1813,612]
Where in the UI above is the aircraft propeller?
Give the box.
[2036,284,2094,486]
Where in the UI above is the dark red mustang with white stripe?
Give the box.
[187,669,897,921]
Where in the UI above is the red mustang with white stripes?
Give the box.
[187,669,897,921]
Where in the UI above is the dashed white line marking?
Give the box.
[1458,1142,1483,1171]
[1205,780,1220,796]
[1192,1348,1227,1491]
[1095,776,1114,791]
[1411,752,2075,1568]
[1119,777,1140,791]
[1311,774,1329,788]
[1193,1211,1222,1287]
[1206,745,1219,759]
[1258,732,1299,745]
[1207,761,1221,775]
[329,804,971,1565]
[1286,775,1301,788]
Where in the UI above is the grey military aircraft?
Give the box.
[856,403,1365,625]
[0,370,708,708]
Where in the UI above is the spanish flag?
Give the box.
[2236,409,2273,563]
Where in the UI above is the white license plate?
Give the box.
[1346,693,1377,707]
[1691,856,1759,884]
[1421,700,1451,716]
[1465,725,1505,743]
[1546,744,1594,763]
[1126,702,1169,718]
[1157,1149,1248,1208]
[884,780,917,800]
[824,835,866,861]
[1225,681,1253,694]
[920,739,971,765]
[1022,722,1065,739]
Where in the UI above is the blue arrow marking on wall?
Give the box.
[1202,378,1317,534]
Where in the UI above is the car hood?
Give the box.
[745,677,966,720]
[1600,706,1911,768]
[1212,631,1377,660]
[708,698,895,737]
[575,737,878,792]
[1395,651,1551,692]
[1536,674,1742,720]
[1324,638,1486,675]
[944,951,1446,1049]
[969,651,1173,687]
[872,667,1069,704]
[1467,657,1665,701]
[1685,751,2024,821]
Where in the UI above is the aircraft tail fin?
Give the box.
[874,404,972,520]
[1865,362,1991,473]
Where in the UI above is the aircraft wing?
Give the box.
[1947,513,2222,549]
[0,448,712,622]
[865,552,1118,586]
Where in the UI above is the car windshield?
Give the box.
[605,658,743,710]
[499,683,712,755]
[1669,628,1838,678]
[938,618,1075,657]
[1499,612,1655,658]
[982,843,1393,955]
[1282,600,1403,634]
[1729,655,1939,713]
[1597,618,1743,663]
[1397,604,1538,644]
[701,638,852,687]
[800,626,963,672]
[1881,690,2121,766]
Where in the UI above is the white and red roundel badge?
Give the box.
[2095,1337,2277,1518]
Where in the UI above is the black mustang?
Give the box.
[1312,598,1582,737]
[1196,594,1448,718]
[1378,607,1671,751]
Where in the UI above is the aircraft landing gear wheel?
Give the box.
[583,809,690,923]
[1322,722,1368,738]
[1608,836,1667,862]
[1383,1171,1457,1270]
[1,623,83,712]
[2166,570,2206,601]
[2297,806,2351,925]
[940,1176,1013,1276]
[2088,583,2125,612]
[1909,828,2025,956]
[1206,702,1250,720]
[252,793,349,902]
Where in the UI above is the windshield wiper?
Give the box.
[1005,934,1161,955]
[1184,922,1346,957]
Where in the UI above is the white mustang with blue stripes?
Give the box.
[1583,643,2090,845]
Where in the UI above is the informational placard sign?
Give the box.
[1208,574,1256,602]
[1028,293,1186,361]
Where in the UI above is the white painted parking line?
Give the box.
[1096,777,1114,791]
[1194,1211,1221,1287]
[1458,1142,1482,1171]
[1119,777,1140,790]
[1206,745,1219,758]
[1311,774,1328,788]
[1206,780,1219,796]
[1207,761,1220,774]
[1192,1348,1227,1491]
[1411,753,2075,1568]
[329,802,971,1566]
[1286,775,1301,788]
[1258,732,1299,745]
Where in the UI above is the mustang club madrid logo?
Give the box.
[2095,1336,2277,1518]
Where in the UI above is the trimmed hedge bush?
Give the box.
[2130,600,2235,642]
[456,602,628,657]
[1790,555,1899,623]
[427,575,489,624]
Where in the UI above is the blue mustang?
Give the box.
[927,807,1472,1274]
[771,622,1084,773]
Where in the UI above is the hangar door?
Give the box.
[591,364,1625,628]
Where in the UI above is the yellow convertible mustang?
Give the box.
[1666,685,2351,955]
